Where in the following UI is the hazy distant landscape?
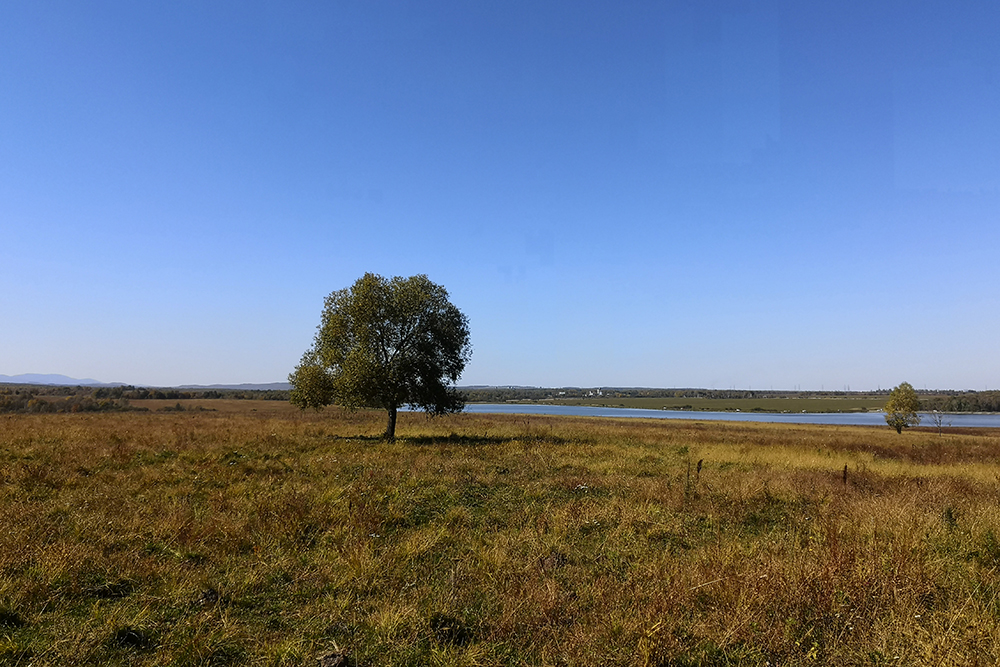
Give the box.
[0,374,293,391]
[4,378,1000,417]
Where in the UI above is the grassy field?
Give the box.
[3,402,1000,665]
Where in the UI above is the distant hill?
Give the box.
[0,373,124,386]
[0,375,289,390]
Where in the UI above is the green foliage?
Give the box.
[0,388,141,414]
[289,273,471,439]
[287,350,335,409]
[884,381,922,433]
[922,390,1000,413]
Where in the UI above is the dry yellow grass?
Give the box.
[2,404,1000,665]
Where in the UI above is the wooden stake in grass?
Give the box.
[843,464,848,486]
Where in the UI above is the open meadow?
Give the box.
[3,401,1000,665]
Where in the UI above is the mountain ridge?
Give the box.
[0,373,118,386]
[0,374,290,390]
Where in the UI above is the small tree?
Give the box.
[928,410,949,435]
[884,381,921,434]
[289,273,471,440]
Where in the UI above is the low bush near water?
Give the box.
[2,405,999,665]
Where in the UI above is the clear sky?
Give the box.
[2,1,998,390]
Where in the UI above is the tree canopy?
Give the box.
[884,381,921,434]
[289,273,471,439]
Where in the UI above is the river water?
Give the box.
[463,403,1000,428]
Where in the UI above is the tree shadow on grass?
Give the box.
[325,435,385,444]
[403,433,567,447]
[323,433,568,447]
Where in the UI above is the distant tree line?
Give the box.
[919,391,1000,413]
[462,386,1000,412]
[116,387,289,401]
[0,385,291,414]
[2,383,998,414]
[462,387,873,402]
[0,387,141,414]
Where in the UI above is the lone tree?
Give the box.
[884,381,921,434]
[289,273,471,440]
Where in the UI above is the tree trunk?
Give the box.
[385,405,398,441]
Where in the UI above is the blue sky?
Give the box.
[2,1,998,390]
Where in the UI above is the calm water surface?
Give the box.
[463,403,1000,428]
